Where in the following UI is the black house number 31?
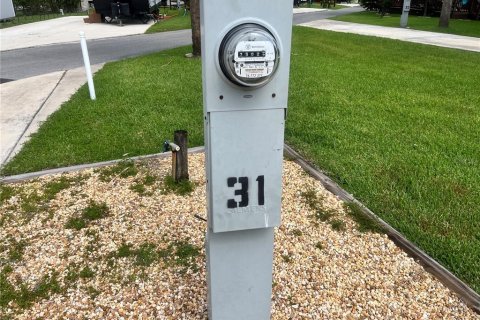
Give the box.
[227,175,265,208]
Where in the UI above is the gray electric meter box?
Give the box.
[202,1,293,318]
[201,0,292,233]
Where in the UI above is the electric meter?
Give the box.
[219,23,280,88]
[201,0,293,317]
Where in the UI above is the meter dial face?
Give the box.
[219,24,280,88]
[234,41,275,79]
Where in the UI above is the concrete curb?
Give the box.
[283,144,480,314]
[1,144,478,313]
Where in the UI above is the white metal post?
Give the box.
[400,0,412,28]
[79,31,96,100]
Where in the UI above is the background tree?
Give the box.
[13,0,80,13]
[190,0,201,56]
[438,0,452,27]
[359,0,392,14]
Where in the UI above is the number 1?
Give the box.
[256,175,265,206]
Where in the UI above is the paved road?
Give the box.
[0,7,363,81]
[0,29,192,82]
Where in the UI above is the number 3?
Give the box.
[227,175,265,208]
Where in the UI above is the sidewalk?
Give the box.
[299,19,480,52]
[0,64,104,167]
[0,16,153,51]
[293,8,327,14]
[292,3,359,14]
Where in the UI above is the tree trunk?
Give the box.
[439,0,452,28]
[190,0,201,56]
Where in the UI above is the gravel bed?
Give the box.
[0,153,477,319]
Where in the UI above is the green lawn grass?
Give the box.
[2,27,480,293]
[0,12,87,29]
[331,11,480,37]
[145,9,191,33]
[287,27,480,293]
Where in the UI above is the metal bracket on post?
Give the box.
[169,142,180,152]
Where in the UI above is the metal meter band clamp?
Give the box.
[218,23,280,88]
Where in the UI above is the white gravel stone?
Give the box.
[0,154,478,319]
